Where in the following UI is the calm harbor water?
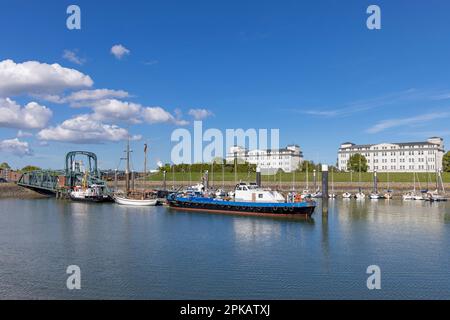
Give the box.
[0,198,449,299]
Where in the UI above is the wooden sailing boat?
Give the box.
[114,139,158,206]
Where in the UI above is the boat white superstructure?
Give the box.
[233,183,286,203]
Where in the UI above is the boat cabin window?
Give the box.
[258,194,263,198]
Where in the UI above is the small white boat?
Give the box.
[384,192,393,200]
[342,192,352,199]
[369,193,381,199]
[114,195,158,206]
[413,194,425,201]
[402,192,415,200]
[311,191,323,198]
[425,190,447,202]
[329,193,337,199]
[355,192,366,199]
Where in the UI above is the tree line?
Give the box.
[0,163,42,172]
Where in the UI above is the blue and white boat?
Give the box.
[167,183,316,216]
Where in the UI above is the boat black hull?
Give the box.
[167,199,315,217]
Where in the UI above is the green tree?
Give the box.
[21,165,41,172]
[299,160,314,172]
[347,154,368,172]
[0,162,11,169]
[443,151,450,172]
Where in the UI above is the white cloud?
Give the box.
[111,45,130,59]
[0,138,32,156]
[366,112,450,134]
[37,114,141,144]
[74,100,189,125]
[62,49,85,65]
[188,108,213,120]
[142,106,173,123]
[41,89,130,105]
[0,59,93,97]
[142,106,188,125]
[0,98,52,129]
[90,99,142,123]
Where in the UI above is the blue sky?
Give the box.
[1,0,450,170]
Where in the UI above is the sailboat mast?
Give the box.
[331,167,335,193]
[144,143,147,177]
[358,155,362,192]
[435,152,439,191]
[144,143,148,190]
[125,137,130,194]
[387,171,390,191]
[306,163,309,190]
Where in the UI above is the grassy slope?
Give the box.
[145,172,450,183]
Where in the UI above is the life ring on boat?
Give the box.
[283,207,289,212]
[256,207,262,212]
[289,207,294,212]
[272,207,278,212]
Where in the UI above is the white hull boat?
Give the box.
[114,195,158,206]
[311,192,323,198]
[369,193,381,199]
[425,190,447,202]
[384,193,393,200]
[355,192,366,199]
[402,193,415,200]
[342,192,352,199]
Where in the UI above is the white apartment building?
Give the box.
[226,145,303,173]
[338,137,445,173]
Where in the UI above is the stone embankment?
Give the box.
[0,183,47,199]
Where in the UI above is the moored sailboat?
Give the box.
[113,139,158,206]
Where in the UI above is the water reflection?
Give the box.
[0,198,449,299]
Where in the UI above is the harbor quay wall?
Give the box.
[3,181,448,199]
[109,181,450,196]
